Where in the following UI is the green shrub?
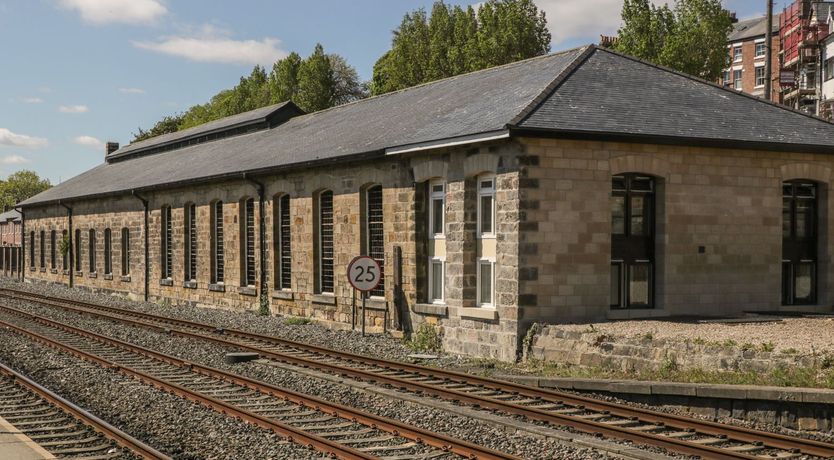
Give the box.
[760,342,775,352]
[405,323,442,353]
[284,317,312,326]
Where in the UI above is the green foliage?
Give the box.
[404,323,443,353]
[614,0,733,81]
[258,293,270,316]
[58,234,70,258]
[284,316,312,326]
[760,342,775,352]
[371,0,551,95]
[0,170,51,210]
[133,44,367,142]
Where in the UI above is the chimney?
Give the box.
[730,11,738,23]
[105,142,119,157]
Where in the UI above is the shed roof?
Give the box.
[0,209,21,223]
[22,45,834,207]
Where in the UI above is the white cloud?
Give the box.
[0,128,48,149]
[0,155,30,165]
[73,135,104,149]
[119,87,145,94]
[535,0,665,45]
[133,25,287,66]
[58,105,89,114]
[22,97,43,104]
[58,0,167,25]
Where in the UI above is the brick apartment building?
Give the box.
[721,15,782,102]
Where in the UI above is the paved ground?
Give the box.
[558,315,834,354]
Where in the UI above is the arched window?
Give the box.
[88,229,96,273]
[184,203,197,282]
[241,197,256,287]
[28,231,34,267]
[611,174,655,309]
[783,180,818,305]
[211,201,225,284]
[121,228,130,276]
[39,230,45,268]
[315,190,334,294]
[160,206,172,280]
[273,194,291,290]
[50,230,56,270]
[104,228,112,275]
[363,185,385,297]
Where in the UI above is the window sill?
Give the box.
[39,267,46,273]
[272,289,294,300]
[120,275,131,282]
[364,298,387,311]
[238,286,257,297]
[209,283,226,292]
[88,272,97,279]
[50,269,58,274]
[103,274,113,280]
[62,270,69,275]
[311,293,336,305]
[29,267,36,272]
[75,271,83,277]
[413,303,448,317]
[183,280,197,289]
[159,278,173,286]
[460,307,498,321]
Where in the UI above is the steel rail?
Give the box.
[0,361,171,460]
[0,303,518,460]
[4,289,834,458]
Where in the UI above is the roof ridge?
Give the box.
[595,46,834,127]
[288,44,592,121]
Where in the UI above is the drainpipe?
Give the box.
[14,206,24,282]
[132,191,150,302]
[243,173,267,308]
[59,201,73,288]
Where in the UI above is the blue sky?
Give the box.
[0,0,764,185]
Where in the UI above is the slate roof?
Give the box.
[728,15,779,42]
[21,45,834,207]
[0,209,21,223]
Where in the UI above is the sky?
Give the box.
[0,0,765,185]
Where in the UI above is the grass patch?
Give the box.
[284,317,312,326]
[404,323,443,353]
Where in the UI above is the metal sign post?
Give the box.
[347,256,382,337]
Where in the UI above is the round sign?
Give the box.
[347,256,382,292]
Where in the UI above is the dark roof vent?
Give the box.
[105,142,120,156]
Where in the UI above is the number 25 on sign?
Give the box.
[347,256,381,292]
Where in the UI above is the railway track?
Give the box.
[0,360,169,460]
[3,289,834,459]
[0,302,518,460]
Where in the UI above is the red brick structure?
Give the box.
[721,15,782,102]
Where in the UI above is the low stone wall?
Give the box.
[526,325,821,374]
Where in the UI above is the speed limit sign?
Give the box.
[347,256,382,292]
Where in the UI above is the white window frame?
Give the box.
[754,65,766,88]
[428,257,445,304]
[476,257,496,308]
[733,69,743,90]
[733,46,743,62]
[755,41,766,58]
[477,174,496,238]
[428,179,445,239]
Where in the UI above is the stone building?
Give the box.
[19,45,834,361]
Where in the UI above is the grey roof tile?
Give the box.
[728,15,779,42]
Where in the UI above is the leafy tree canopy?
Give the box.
[371,0,551,95]
[614,0,733,81]
[0,170,51,210]
[133,44,367,142]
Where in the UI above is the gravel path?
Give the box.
[556,316,834,355]
[0,329,325,459]
[5,294,610,460]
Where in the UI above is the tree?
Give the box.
[269,52,303,104]
[132,113,184,142]
[329,54,369,105]
[296,44,336,112]
[615,0,732,81]
[0,170,51,209]
[371,0,551,95]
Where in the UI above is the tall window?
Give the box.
[733,69,743,90]
[755,42,766,57]
[211,201,225,284]
[28,231,34,267]
[365,185,385,297]
[611,174,655,309]
[429,257,444,303]
[316,190,334,294]
[74,229,81,272]
[429,180,445,238]
[733,46,742,62]
[185,203,197,282]
[39,230,45,268]
[477,176,495,237]
[121,228,130,276]
[88,229,96,273]
[104,228,112,275]
[242,198,256,287]
[477,175,496,307]
[62,230,67,270]
[50,230,56,270]
[161,206,172,279]
[783,181,817,305]
[755,66,766,87]
[274,194,291,290]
